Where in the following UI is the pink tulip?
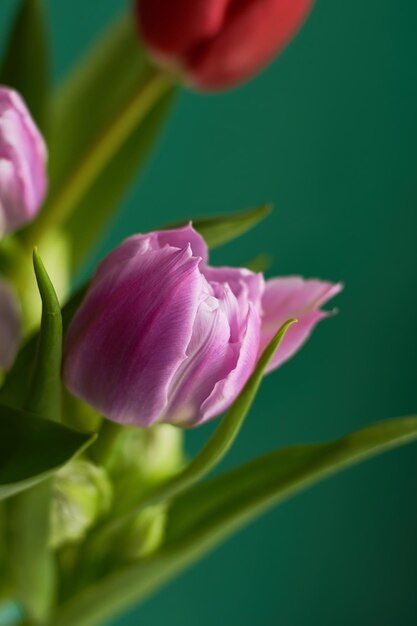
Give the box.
[0,279,20,370]
[135,0,314,90]
[0,88,47,235]
[63,225,341,427]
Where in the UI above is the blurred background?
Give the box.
[1,1,417,624]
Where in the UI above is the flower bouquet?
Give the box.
[0,2,415,625]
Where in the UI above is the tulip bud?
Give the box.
[119,504,167,560]
[0,278,20,371]
[107,424,184,516]
[63,224,341,428]
[110,424,183,482]
[50,460,113,549]
[0,88,47,235]
[135,0,314,90]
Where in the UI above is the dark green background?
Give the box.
[1,1,417,624]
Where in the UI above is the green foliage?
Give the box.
[0,255,95,623]
[138,319,296,508]
[20,14,175,272]
[0,255,93,504]
[26,250,63,421]
[171,204,272,248]
[0,405,94,502]
[0,0,50,133]
[51,416,417,626]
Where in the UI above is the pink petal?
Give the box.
[259,277,342,372]
[63,243,203,426]
[161,280,237,425]
[154,223,208,262]
[203,265,265,310]
[200,301,261,423]
[0,88,47,233]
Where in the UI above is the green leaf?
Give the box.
[0,404,95,501]
[65,89,175,273]
[91,320,296,539]
[52,416,417,626]
[21,14,174,265]
[2,254,85,622]
[0,283,85,410]
[0,0,50,133]
[166,416,417,543]
[191,204,272,248]
[245,253,273,273]
[25,250,63,421]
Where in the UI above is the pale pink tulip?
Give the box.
[0,88,47,235]
[63,225,341,427]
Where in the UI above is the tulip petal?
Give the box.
[137,0,230,56]
[63,244,203,426]
[0,159,23,234]
[154,223,208,263]
[186,0,314,89]
[0,88,47,233]
[162,281,237,426]
[0,279,20,370]
[204,265,265,310]
[201,302,261,423]
[259,277,342,372]
[95,224,208,273]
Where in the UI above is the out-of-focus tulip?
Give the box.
[0,87,47,235]
[63,225,341,427]
[0,278,20,370]
[135,0,314,90]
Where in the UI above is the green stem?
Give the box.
[21,70,173,248]
[89,420,123,469]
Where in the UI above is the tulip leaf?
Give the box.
[65,90,175,273]
[141,319,296,504]
[52,416,417,626]
[0,0,50,133]
[0,278,86,406]
[25,250,63,421]
[21,13,175,270]
[0,404,95,501]
[3,253,78,621]
[0,283,85,409]
[192,204,272,248]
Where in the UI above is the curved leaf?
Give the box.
[65,89,175,272]
[169,204,272,249]
[25,250,62,421]
[4,253,81,622]
[52,416,417,626]
[0,284,85,409]
[0,405,95,501]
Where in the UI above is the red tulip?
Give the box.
[135,0,314,90]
